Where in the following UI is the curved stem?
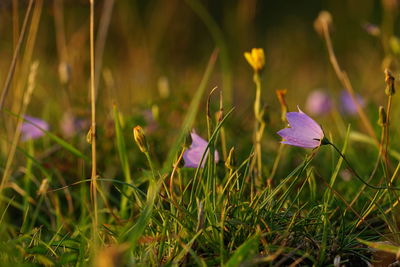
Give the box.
[349,125,386,208]
[325,139,400,190]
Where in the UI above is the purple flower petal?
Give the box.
[305,90,332,116]
[190,132,208,148]
[60,112,88,138]
[277,128,321,148]
[183,132,219,168]
[286,109,324,138]
[340,90,365,115]
[21,115,49,141]
[277,107,324,149]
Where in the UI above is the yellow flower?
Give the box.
[244,48,265,72]
[133,125,148,153]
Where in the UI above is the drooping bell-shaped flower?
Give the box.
[305,90,333,116]
[60,112,88,138]
[21,115,49,141]
[277,107,324,148]
[340,90,365,115]
[183,132,219,168]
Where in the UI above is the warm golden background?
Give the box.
[0,0,393,112]
[2,0,398,175]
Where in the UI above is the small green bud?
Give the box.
[133,126,148,153]
[378,106,387,127]
[385,69,395,96]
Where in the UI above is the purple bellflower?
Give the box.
[305,90,333,116]
[183,131,219,168]
[142,109,158,133]
[60,112,88,138]
[340,90,365,115]
[277,107,325,148]
[21,115,49,141]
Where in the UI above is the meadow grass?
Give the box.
[1,1,400,266]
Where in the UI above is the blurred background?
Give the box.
[0,0,399,171]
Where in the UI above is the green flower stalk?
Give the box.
[244,48,266,181]
[383,69,395,181]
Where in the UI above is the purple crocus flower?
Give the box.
[340,90,365,115]
[21,115,49,141]
[277,107,324,148]
[183,131,219,168]
[305,90,333,116]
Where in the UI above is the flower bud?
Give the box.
[314,11,332,36]
[385,69,395,96]
[378,106,387,127]
[133,126,148,153]
[244,48,265,73]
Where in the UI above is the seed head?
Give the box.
[378,106,387,127]
[314,11,332,36]
[385,69,395,96]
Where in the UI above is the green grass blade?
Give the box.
[225,234,260,267]
[120,179,160,252]
[162,50,218,174]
